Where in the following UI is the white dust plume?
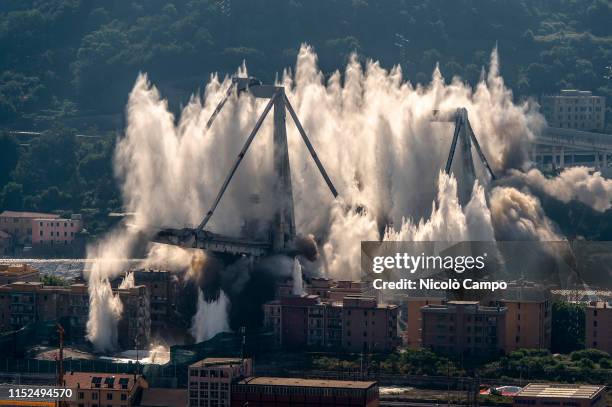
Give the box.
[190,289,231,342]
[508,167,612,212]
[86,43,609,346]
[292,258,305,295]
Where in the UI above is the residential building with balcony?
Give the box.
[421,300,506,356]
[263,294,399,352]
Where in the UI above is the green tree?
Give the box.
[551,301,585,354]
[0,182,24,210]
[0,134,19,189]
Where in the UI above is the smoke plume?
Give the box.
[507,167,612,212]
[85,43,610,349]
[190,289,230,342]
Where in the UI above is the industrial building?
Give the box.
[512,383,606,407]
[421,301,506,357]
[231,377,379,407]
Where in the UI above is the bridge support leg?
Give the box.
[272,89,296,252]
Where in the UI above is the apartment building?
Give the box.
[64,372,148,407]
[585,301,612,354]
[0,230,12,255]
[541,90,606,131]
[0,282,149,347]
[0,264,40,285]
[116,285,151,349]
[0,211,83,247]
[421,301,506,357]
[112,269,178,335]
[231,377,379,407]
[398,292,446,349]
[341,296,398,352]
[513,383,606,407]
[499,284,551,352]
[188,357,252,407]
[263,294,399,352]
[32,214,82,245]
[0,211,59,245]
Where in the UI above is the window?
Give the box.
[78,392,84,400]
[92,393,98,400]
[106,393,112,400]
[121,394,127,401]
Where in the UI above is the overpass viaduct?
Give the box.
[534,126,612,170]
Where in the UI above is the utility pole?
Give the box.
[56,324,65,407]
[240,326,246,361]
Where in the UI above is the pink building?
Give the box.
[32,214,82,245]
[188,357,253,407]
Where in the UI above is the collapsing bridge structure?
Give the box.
[152,77,338,257]
[152,78,498,258]
[432,107,497,203]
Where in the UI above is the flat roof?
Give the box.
[0,211,59,219]
[237,376,376,390]
[189,357,245,368]
[516,383,605,400]
[140,388,187,407]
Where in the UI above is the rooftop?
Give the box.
[237,376,377,390]
[63,372,141,391]
[0,264,38,275]
[0,211,59,219]
[516,383,605,400]
[140,388,187,407]
[189,357,245,368]
[501,285,548,303]
[587,301,612,309]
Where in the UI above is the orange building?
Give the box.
[585,301,612,353]
[499,284,551,352]
[64,372,147,407]
[399,292,446,349]
[513,383,606,407]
